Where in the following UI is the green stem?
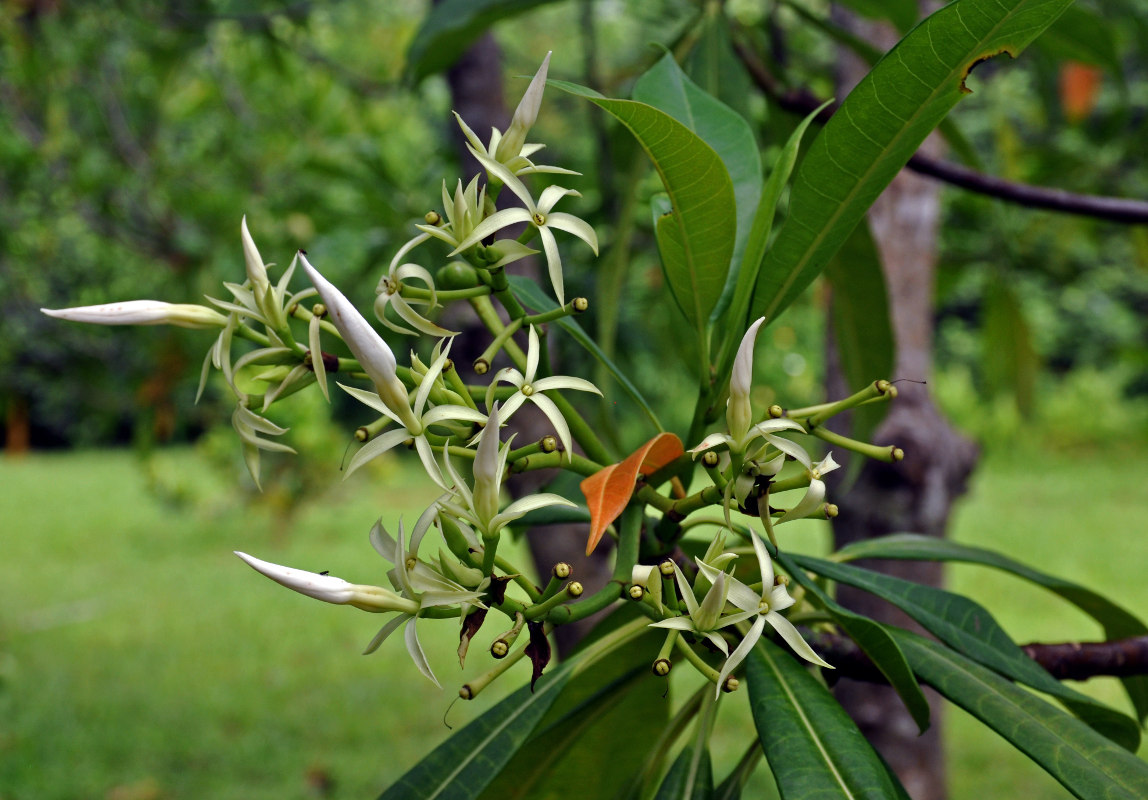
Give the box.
[545,580,624,625]
[810,425,903,463]
[399,284,491,302]
[612,506,644,581]
[523,299,586,326]
[675,636,723,685]
[443,361,480,411]
[510,450,603,478]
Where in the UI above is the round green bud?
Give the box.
[891,447,905,462]
[437,260,479,290]
[659,559,676,577]
[459,685,474,700]
[572,297,589,313]
[567,581,584,598]
[628,584,645,601]
[311,302,327,318]
[473,358,490,376]
[702,450,720,467]
[491,640,509,659]
[540,435,558,453]
[887,385,899,399]
[425,210,442,225]
[354,427,369,442]
[768,404,784,419]
[825,503,839,518]
[876,379,891,394]
[652,658,672,677]
[722,676,740,694]
[552,562,572,579]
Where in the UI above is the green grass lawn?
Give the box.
[1,441,1145,798]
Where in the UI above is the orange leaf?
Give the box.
[579,432,684,555]
[1060,61,1102,123]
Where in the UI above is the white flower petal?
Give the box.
[765,611,833,669]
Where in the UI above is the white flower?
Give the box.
[450,152,597,307]
[241,215,271,296]
[483,325,601,456]
[41,300,228,329]
[235,551,416,614]
[340,338,487,485]
[298,251,421,433]
[439,402,575,539]
[417,178,539,268]
[452,53,577,178]
[728,317,765,443]
[366,519,487,686]
[373,232,458,338]
[696,531,832,696]
[648,563,745,656]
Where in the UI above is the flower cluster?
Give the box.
[40,52,907,700]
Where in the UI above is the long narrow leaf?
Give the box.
[793,553,1141,751]
[746,638,906,799]
[631,53,762,328]
[834,533,1148,721]
[773,549,929,733]
[894,629,1148,800]
[749,0,1074,326]
[378,661,574,799]
[405,0,560,82]
[551,79,736,343]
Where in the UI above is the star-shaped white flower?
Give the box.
[373,232,458,338]
[452,52,577,178]
[438,402,575,539]
[696,530,832,696]
[483,325,601,456]
[340,338,487,486]
[450,152,597,307]
[648,562,745,656]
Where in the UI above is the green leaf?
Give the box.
[746,638,907,799]
[717,103,827,377]
[773,549,930,734]
[631,52,762,328]
[551,79,736,342]
[1036,6,1123,79]
[655,746,714,800]
[792,554,1142,751]
[834,533,1148,722]
[405,0,561,83]
[894,629,1148,800]
[479,626,666,800]
[749,0,1074,326]
[507,275,662,431]
[378,660,574,800]
[824,217,894,448]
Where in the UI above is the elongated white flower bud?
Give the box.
[472,403,502,529]
[235,551,417,614]
[493,52,551,165]
[41,300,227,329]
[298,252,420,432]
[728,317,766,445]
[241,216,271,295]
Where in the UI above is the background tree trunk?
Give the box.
[827,8,980,799]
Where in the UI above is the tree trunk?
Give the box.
[827,9,980,799]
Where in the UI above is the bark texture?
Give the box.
[827,9,979,799]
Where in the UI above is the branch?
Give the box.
[732,39,1148,225]
[813,632,1148,683]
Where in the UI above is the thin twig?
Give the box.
[732,39,1148,225]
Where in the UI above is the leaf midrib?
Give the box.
[759,0,1035,323]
